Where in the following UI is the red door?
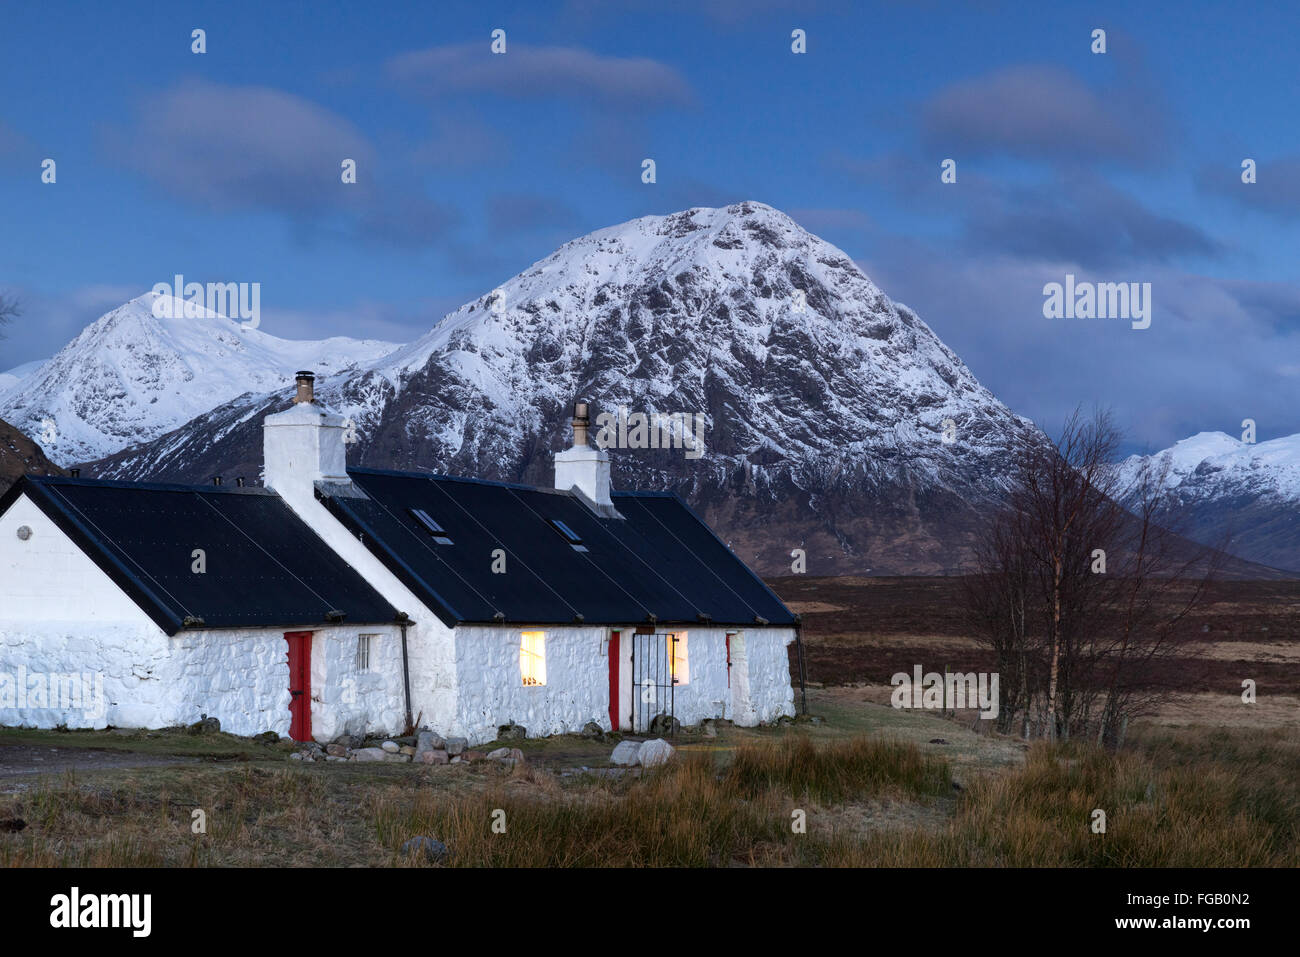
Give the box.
[608,631,621,731]
[285,631,313,742]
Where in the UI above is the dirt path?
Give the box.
[0,744,198,786]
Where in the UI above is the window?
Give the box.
[548,518,588,552]
[670,631,689,685]
[356,634,375,672]
[520,631,547,686]
[410,508,453,545]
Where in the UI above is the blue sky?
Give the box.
[1,0,1297,453]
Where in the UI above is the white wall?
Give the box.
[0,494,157,623]
[453,623,612,744]
[309,625,407,742]
[450,624,796,744]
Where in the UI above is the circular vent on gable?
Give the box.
[16,525,32,541]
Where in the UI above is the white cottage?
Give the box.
[0,373,799,744]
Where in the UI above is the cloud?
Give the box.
[1196,154,1300,220]
[101,80,454,248]
[962,174,1223,268]
[920,65,1168,167]
[386,44,695,109]
[830,152,1219,269]
[860,242,1300,452]
[103,81,375,215]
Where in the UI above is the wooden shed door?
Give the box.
[285,631,313,742]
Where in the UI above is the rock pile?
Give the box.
[287,730,509,767]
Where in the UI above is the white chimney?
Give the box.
[264,371,351,501]
[554,400,612,507]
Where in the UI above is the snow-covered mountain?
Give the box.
[1117,431,1300,572]
[86,202,1046,575]
[0,359,46,395]
[0,293,399,464]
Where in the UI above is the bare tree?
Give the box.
[966,407,1220,747]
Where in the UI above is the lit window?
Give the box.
[520,631,547,686]
[670,632,689,685]
[356,634,375,672]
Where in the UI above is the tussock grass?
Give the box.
[374,737,949,867]
[824,733,1299,867]
[2,724,1293,867]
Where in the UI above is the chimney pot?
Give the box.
[213,476,222,487]
[293,370,316,405]
[571,400,591,448]
[235,476,245,488]
[69,468,80,478]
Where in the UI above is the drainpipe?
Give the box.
[397,613,414,733]
[793,616,807,716]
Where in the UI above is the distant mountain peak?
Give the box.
[0,292,400,463]
[82,203,1045,574]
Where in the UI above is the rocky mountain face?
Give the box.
[83,202,1047,575]
[0,294,398,464]
[1116,431,1300,573]
[0,417,65,495]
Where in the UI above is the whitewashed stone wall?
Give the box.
[309,626,407,742]
[740,627,798,723]
[453,624,611,744]
[449,624,796,744]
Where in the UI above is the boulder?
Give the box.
[253,731,280,745]
[401,836,448,864]
[445,737,468,756]
[383,752,412,763]
[485,747,525,767]
[649,714,680,737]
[462,750,485,762]
[415,730,445,756]
[497,723,527,741]
[325,743,348,757]
[637,738,676,768]
[380,740,400,753]
[399,745,416,756]
[700,719,717,738]
[186,714,221,735]
[419,749,449,765]
[581,721,605,741]
[350,747,387,762]
[610,740,641,767]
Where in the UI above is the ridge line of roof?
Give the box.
[23,474,274,495]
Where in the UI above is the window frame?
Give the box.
[520,630,547,687]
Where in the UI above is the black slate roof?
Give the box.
[1,475,400,635]
[318,468,796,628]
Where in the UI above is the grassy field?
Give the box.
[1,687,1295,867]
